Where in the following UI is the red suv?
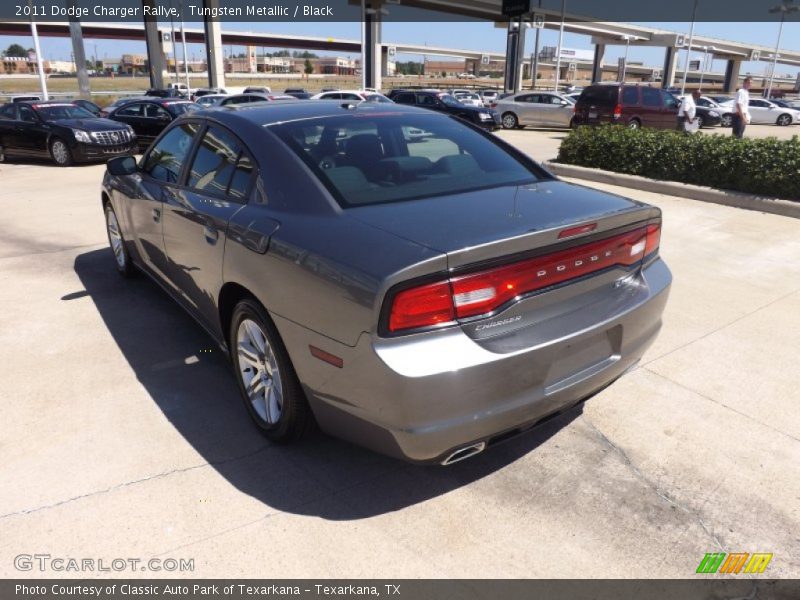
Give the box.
[573,84,679,130]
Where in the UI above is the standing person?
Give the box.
[732,77,751,139]
[677,89,700,133]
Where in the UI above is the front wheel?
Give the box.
[696,115,705,128]
[501,112,518,129]
[50,137,73,167]
[720,114,733,128]
[230,299,310,443]
[626,119,641,130]
[776,113,792,126]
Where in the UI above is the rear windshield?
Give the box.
[579,86,618,105]
[270,113,538,207]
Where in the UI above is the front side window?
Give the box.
[187,126,241,197]
[144,104,170,118]
[116,103,143,117]
[393,93,415,105]
[19,106,38,122]
[143,122,198,183]
[271,114,539,207]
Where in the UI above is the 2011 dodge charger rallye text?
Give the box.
[101,100,671,464]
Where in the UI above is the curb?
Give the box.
[542,161,800,220]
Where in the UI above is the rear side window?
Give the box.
[642,88,661,107]
[228,155,255,201]
[417,94,438,106]
[0,104,17,119]
[622,87,639,105]
[143,123,198,183]
[580,86,618,105]
[271,113,539,207]
[19,106,37,122]
[187,126,241,196]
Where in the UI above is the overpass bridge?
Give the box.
[2,0,798,96]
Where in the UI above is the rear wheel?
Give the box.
[105,202,134,278]
[230,298,310,443]
[50,137,73,167]
[626,119,641,130]
[501,112,518,129]
[776,113,792,126]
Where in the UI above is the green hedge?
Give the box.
[556,126,800,201]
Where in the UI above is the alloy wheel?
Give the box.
[236,318,283,425]
[106,208,126,269]
[52,140,69,165]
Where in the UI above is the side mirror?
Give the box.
[107,155,137,176]
[560,100,569,106]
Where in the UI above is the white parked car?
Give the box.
[718,97,800,126]
[451,90,484,107]
[195,94,228,108]
[494,91,575,129]
[311,89,393,103]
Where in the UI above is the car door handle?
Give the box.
[152,208,161,222]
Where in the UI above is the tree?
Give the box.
[304,59,314,75]
[5,43,27,58]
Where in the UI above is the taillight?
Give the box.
[386,226,655,333]
[644,223,661,257]
[613,103,623,118]
[388,281,455,332]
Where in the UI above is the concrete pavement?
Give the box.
[0,151,798,578]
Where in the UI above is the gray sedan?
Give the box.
[101,101,670,464]
[496,92,576,129]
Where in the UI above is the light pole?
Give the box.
[767,0,799,98]
[698,45,709,89]
[554,0,566,91]
[621,35,632,82]
[680,0,699,95]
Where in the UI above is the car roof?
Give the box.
[196,100,434,127]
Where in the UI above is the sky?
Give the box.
[2,20,799,79]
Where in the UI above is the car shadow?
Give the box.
[73,247,583,521]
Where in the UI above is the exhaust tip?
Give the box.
[441,442,486,466]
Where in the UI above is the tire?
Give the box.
[720,114,733,128]
[776,113,792,126]
[105,202,134,278]
[696,115,705,128]
[626,119,641,130]
[230,298,310,444]
[501,112,518,129]
[49,137,73,167]
[0,144,5,163]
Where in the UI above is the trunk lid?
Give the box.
[349,180,656,269]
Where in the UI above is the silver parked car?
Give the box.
[496,91,576,129]
[101,101,670,465]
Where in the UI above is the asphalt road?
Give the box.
[1,135,799,578]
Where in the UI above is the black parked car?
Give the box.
[387,89,500,130]
[106,98,200,151]
[0,100,135,166]
[72,99,102,116]
[284,89,312,100]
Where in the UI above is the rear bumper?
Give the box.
[277,258,672,464]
